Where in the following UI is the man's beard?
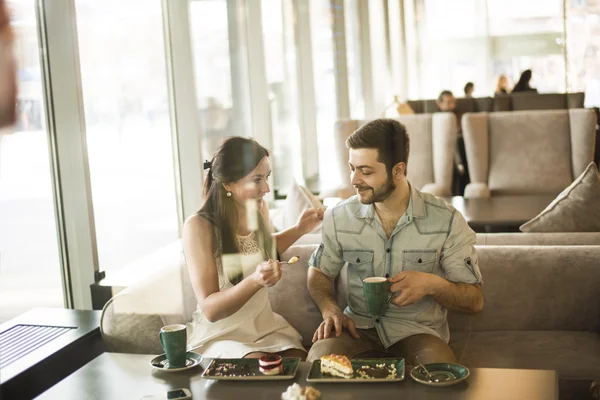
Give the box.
[355,177,396,204]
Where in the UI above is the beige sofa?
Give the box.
[101,241,600,399]
[462,109,597,198]
[407,92,585,114]
[331,114,457,198]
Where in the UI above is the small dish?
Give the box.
[202,357,300,381]
[306,358,405,383]
[410,362,470,387]
[150,352,203,372]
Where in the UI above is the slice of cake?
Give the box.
[259,354,283,375]
[320,354,353,379]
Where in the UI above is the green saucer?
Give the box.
[150,352,203,372]
[410,363,470,387]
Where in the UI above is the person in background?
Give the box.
[436,90,469,196]
[495,75,510,96]
[512,69,537,93]
[463,82,474,98]
[436,90,456,112]
[0,0,17,128]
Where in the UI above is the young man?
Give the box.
[307,119,483,365]
[436,90,456,112]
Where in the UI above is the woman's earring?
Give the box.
[226,191,232,197]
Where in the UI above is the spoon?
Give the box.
[416,356,439,382]
[281,256,300,265]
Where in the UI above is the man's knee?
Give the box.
[306,331,367,362]
[400,334,457,366]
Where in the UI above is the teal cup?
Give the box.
[159,324,187,368]
[363,277,391,317]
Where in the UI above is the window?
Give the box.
[262,0,303,193]
[566,0,600,107]
[416,0,567,97]
[0,0,63,322]
[310,0,338,191]
[75,0,179,272]
[488,0,565,93]
[344,0,364,118]
[189,0,253,161]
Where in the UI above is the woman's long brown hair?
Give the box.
[198,137,274,284]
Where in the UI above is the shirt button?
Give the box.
[386,248,391,253]
[418,258,422,263]
[356,258,360,262]
[376,318,380,323]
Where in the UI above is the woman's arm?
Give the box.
[262,200,324,255]
[183,214,278,322]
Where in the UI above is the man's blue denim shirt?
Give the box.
[309,185,483,347]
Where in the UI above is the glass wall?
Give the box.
[189,0,253,161]
[261,0,303,193]
[75,0,179,272]
[310,0,338,191]
[0,0,63,323]
[416,0,566,98]
[566,0,600,107]
[344,0,365,118]
[488,0,565,94]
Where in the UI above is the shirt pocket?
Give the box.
[402,249,438,274]
[342,250,374,314]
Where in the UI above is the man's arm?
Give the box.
[389,209,484,314]
[307,267,339,315]
[308,267,359,341]
[388,272,483,314]
[429,277,483,314]
[307,206,359,341]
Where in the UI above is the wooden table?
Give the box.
[37,353,559,400]
[449,195,556,232]
[0,308,105,399]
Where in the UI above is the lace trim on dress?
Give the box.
[236,231,261,255]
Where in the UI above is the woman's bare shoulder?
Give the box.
[183,213,215,240]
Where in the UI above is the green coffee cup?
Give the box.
[363,277,391,317]
[159,324,187,368]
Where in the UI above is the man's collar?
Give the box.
[353,183,427,220]
[411,184,426,219]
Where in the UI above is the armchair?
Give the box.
[462,109,596,198]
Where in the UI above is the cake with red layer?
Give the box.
[259,354,283,375]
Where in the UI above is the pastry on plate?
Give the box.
[320,354,353,379]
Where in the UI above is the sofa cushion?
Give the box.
[511,93,567,110]
[456,331,600,379]
[488,110,572,195]
[269,245,324,348]
[520,162,600,233]
[270,245,347,348]
[270,180,323,233]
[475,232,600,246]
[463,246,600,332]
[100,300,164,354]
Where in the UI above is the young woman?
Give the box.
[495,75,510,96]
[512,69,537,93]
[183,137,323,360]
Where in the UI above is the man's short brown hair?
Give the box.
[345,119,410,176]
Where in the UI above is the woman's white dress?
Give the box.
[186,232,304,358]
